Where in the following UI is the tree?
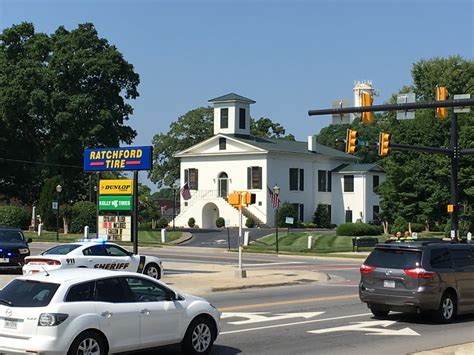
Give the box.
[313,204,330,228]
[149,108,294,188]
[0,22,139,203]
[137,183,160,223]
[377,56,474,231]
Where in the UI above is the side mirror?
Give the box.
[27,238,33,243]
[165,290,177,301]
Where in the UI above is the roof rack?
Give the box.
[384,238,463,246]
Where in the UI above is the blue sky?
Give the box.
[1,0,472,188]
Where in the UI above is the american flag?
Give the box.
[180,182,192,200]
[268,186,281,209]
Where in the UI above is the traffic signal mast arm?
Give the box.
[389,142,452,155]
[308,98,474,116]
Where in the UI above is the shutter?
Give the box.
[247,167,251,189]
[195,169,198,190]
[258,167,262,189]
[184,169,189,185]
[327,171,332,192]
[299,169,304,191]
[299,204,304,222]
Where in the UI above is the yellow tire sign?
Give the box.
[100,179,133,195]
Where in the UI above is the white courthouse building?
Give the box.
[173,93,385,229]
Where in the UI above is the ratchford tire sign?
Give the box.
[100,179,133,195]
[83,146,152,171]
[99,196,133,211]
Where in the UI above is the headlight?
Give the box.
[38,313,69,326]
[18,248,29,254]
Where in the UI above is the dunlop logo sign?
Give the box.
[100,179,133,195]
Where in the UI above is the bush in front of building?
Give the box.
[216,217,225,228]
[313,204,331,228]
[410,223,424,233]
[188,217,196,228]
[245,217,255,228]
[276,202,297,227]
[336,222,382,236]
[0,206,30,229]
[157,217,169,229]
[70,201,96,233]
[390,216,408,234]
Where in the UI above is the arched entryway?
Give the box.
[202,202,220,229]
[218,172,228,198]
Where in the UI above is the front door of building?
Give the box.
[218,172,228,198]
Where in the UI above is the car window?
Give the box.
[83,245,107,256]
[451,248,474,268]
[0,279,59,307]
[43,244,81,255]
[104,245,130,257]
[0,230,25,243]
[65,281,95,302]
[95,277,133,303]
[430,248,452,269]
[125,277,169,302]
[365,248,421,268]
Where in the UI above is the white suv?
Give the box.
[0,269,220,354]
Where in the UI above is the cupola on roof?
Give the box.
[208,93,256,104]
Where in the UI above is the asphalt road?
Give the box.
[25,243,474,355]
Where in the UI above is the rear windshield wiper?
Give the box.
[0,298,13,306]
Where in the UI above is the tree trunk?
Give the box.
[62,217,69,234]
[382,221,389,234]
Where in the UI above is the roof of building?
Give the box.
[224,134,358,160]
[332,163,385,173]
[208,93,256,104]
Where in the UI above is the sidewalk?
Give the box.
[410,342,474,355]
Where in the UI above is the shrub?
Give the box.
[313,204,331,228]
[410,223,424,233]
[277,202,297,227]
[0,206,29,228]
[70,201,96,233]
[245,217,255,228]
[188,217,196,228]
[391,216,408,234]
[302,222,317,228]
[216,217,225,228]
[336,222,382,236]
[157,217,169,229]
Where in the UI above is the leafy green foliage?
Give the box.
[0,206,30,228]
[0,22,139,203]
[216,217,225,228]
[277,202,297,227]
[313,204,330,228]
[157,217,169,229]
[38,176,63,228]
[70,201,96,233]
[336,223,382,236]
[245,217,255,228]
[188,217,196,228]
[137,183,160,223]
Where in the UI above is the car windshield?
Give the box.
[0,279,59,307]
[0,230,25,243]
[43,244,81,255]
[365,248,422,269]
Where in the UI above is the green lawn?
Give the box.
[24,229,183,246]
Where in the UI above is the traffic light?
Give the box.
[436,86,449,119]
[243,192,256,206]
[361,92,373,124]
[345,129,358,154]
[447,204,455,213]
[378,132,391,156]
[228,192,241,207]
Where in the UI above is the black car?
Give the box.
[359,239,474,323]
[0,226,32,272]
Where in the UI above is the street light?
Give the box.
[171,183,177,230]
[272,184,280,254]
[55,184,62,241]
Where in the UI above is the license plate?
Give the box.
[0,258,9,263]
[384,280,395,288]
[4,320,17,329]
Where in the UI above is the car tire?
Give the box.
[68,330,107,355]
[181,316,216,355]
[371,308,389,318]
[435,291,457,323]
[144,263,161,279]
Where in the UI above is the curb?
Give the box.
[169,232,193,245]
[210,279,318,292]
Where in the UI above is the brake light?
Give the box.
[25,258,61,266]
[404,267,434,278]
[360,264,376,274]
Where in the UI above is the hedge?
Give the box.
[0,206,30,229]
[336,222,383,236]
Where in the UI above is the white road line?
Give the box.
[244,262,306,267]
[220,312,372,335]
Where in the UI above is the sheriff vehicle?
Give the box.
[22,239,163,279]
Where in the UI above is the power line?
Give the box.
[0,157,82,169]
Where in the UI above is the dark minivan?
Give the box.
[359,240,474,323]
[0,226,32,272]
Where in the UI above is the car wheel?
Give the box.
[435,292,457,323]
[144,263,161,279]
[371,308,389,318]
[68,330,107,355]
[181,317,216,355]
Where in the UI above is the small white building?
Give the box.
[173,93,385,228]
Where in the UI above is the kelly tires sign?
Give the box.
[83,146,152,171]
[98,196,133,211]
